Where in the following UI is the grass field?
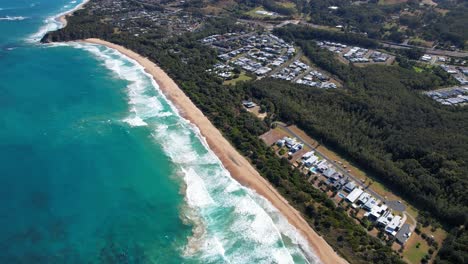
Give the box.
[224,72,252,85]
[245,7,278,18]
[408,38,434,48]
[403,234,430,263]
[422,226,447,247]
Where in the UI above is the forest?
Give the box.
[270,25,468,263]
[42,5,467,263]
[421,0,468,49]
[286,0,467,48]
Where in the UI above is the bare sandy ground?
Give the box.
[82,38,348,264]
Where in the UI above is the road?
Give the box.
[380,41,468,58]
[265,51,303,78]
[288,21,468,58]
[274,122,406,212]
[277,122,417,230]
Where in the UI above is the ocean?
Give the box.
[0,1,317,263]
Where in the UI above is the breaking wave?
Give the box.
[0,16,28,21]
[27,0,89,42]
[68,42,320,263]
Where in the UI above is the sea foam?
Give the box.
[71,42,319,264]
[27,0,88,42]
[0,16,28,21]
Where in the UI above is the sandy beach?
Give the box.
[56,0,90,28]
[82,38,348,264]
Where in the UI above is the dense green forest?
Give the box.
[421,0,468,49]
[276,26,379,48]
[42,2,468,262]
[271,25,468,264]
[271,26,468,229]
[273,0,467,48]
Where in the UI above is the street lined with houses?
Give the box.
[202,32,341,88]
[258,120,417,248]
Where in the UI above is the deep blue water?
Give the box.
[0,1,317,263]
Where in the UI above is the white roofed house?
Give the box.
[377,210,394,227]
[363,197,378,211]
[367,204,388,221]
[301,151,315,160]
[242,100,256,108]
[344,181,356,192]
[385,215,402,235]
[303,155,319,167]
[356,192,371,206]
[421,54,432,61]
[288,143,303,155]
[284,137,297,148]
[323,168,336,178]
[316,160,329,172]
[345,188,363,203]
[255,66,272,76]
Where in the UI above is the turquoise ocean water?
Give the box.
[0,1,318,263]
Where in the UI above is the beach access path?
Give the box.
[82,38,349,264]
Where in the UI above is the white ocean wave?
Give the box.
[183,168,214,207]
[27,0,89,42]
[123,116,147,127]
[0,16,28,21]
[71,42,318,264]
[252,190,322,263]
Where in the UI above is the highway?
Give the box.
[380,41,468,58]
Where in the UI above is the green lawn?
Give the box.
[403,236,430,264]
[224,72,252,85]
[245,7,280,18]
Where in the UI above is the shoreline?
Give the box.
[82,38,348,264]
[56,0,90,28]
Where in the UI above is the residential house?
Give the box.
[385,215,402,235]
[304,155,319,167]
[356,192,371,206]
[363,197,378,211]
[323,168,336,178]
[377,210,394,227]
[345,188,363,203]
[395,223,412,244]
[344,181,356,192]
